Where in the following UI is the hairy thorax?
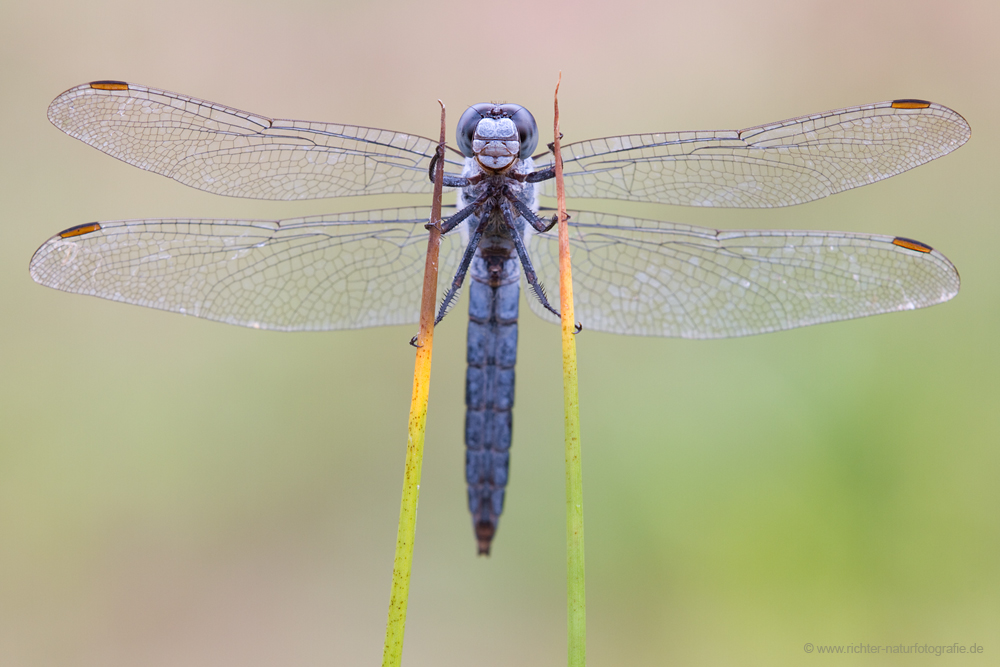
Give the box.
[456,156,539,255]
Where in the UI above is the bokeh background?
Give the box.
[1,0,997,665]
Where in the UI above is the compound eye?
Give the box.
[502,105,538,158]
[457,103,495,157]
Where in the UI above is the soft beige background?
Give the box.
[1,0,997,665]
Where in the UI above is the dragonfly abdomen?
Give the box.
[464,253,520,555]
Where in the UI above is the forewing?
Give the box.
[536,100,970,207]
[526,210,959,338]
[30,207,463,331]
[48,81,465,200]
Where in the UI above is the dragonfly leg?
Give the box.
[499,199,560,318]
[524,164,555,183]
[504,187,559,232]
[427,149,481,188]
[436,190,490,234]
[436,201,493,324]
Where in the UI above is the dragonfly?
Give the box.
[31,81,969,554]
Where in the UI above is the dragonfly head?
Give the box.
[457,103,538,173]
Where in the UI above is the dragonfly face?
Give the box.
[31,81,969,553]
[457,102,539,171]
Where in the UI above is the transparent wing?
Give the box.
[526,210,959,338]
[30,207,464,331]
[48,81,466,200]
[535,100,970,207]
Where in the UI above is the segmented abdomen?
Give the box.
[465,253,520,555]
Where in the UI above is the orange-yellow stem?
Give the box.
[382,100,446,667]
[554,74,586,667]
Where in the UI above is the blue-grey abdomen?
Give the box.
[465,253,520,554]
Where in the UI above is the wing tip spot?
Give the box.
[59,222,102,238]
[89,81,129,91]
[892,236,933,253]
[891,99,932,109]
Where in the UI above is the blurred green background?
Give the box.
[1,0,997,664]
